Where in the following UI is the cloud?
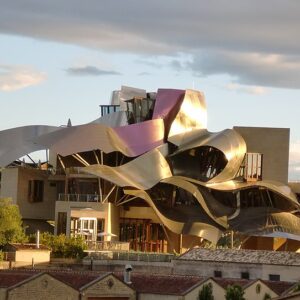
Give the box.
[2,1,300,89]
[188,51,300,89]
[138,72,151,76]
[1,1,300,54]
[65,66,121,76]
[135,59,163,68]
[0,65,46,91]
[170,60,184,72]
[225,83,267,95]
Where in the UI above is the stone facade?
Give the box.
[81,274,135,300]
[6,273,78,300]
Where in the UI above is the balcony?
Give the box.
[86,241,130,252]
[237,152,263,182]
[58,193,100,202]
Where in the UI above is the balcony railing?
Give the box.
[86,241,130,252]
[58,193,100,202]
[85,250,175,262]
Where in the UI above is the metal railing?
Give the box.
[86,251,174,262]
[58,193,100,202]
[86,241,130,252]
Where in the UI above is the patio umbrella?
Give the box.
[97,232,117,237]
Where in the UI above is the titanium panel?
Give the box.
[91,111,128,127]
[34,119,164,157]
[168,89,207,138]
[81,147,172,190]
[124,189,222,244]
[0,125,59,167]
[171,129,246,183]
[161,177,227,228]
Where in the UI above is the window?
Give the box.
[99,105,120,117]
[214,270,222,278]
[241,272,250,279]
[245,152,263,181]
[269,274,280,281]
[28,180,44,202]
[57,212,67,235]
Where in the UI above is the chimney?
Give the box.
[123,264,133,284]
[36,230,40,249]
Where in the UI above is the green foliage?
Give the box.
[0,198,26,247]
[225,284,245,300]
[0,251,4,261]
[263,293,272,300]
[29,232,87,259]
[199,282,214,300]
[293,283,300,293]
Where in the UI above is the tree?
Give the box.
[0,198,26,247]
[263,293,271,300]
[225,284,245,300]
[199,282,214,300]
[293,284,300,293]
[28,232,87,259]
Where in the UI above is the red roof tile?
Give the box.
[115,272,204,295]
[262,280,296,295]
[0,271,34,288]
[214,278,251,289]
[48,270,100,289]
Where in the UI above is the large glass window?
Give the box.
[57,212,67,235]
[119,218,167,252]
[28,180,44,202]
[245,153,263,181]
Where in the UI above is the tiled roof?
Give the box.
[0,269,104,289]
[8,243,50,251]
[178,248,300,266]
[48,270,103,290]
[0,269,296,296]
[214,278,250,289]
[114,273,204,295]
[262,280,296,295]
[213,278,296,296]
[0,270,35,288]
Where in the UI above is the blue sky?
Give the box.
[0,1,300,179]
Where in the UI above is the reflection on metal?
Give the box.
[124,189,222,244]
[81,147,172,190]
[91,111,128,127]
[0,125,59,167]
[1,87,299,243]
[170,128,247,183]
[161,177,227,228]
[34,119,164,158]
[168,89,207,138]
[228,191,241,220]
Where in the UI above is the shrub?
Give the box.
[199,282,214,300]
[0,198,26,247]
[225,284,245,300]
[29,232,87,259]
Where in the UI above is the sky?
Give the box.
[0,1,300,179]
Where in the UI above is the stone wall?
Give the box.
[82,274,135,300]
[6,273,78,300]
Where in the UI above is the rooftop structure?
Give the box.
[0,269,298,299]
[178,248,300,266]
[0,86,299,253]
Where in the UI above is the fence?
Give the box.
[86,251,174,262]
